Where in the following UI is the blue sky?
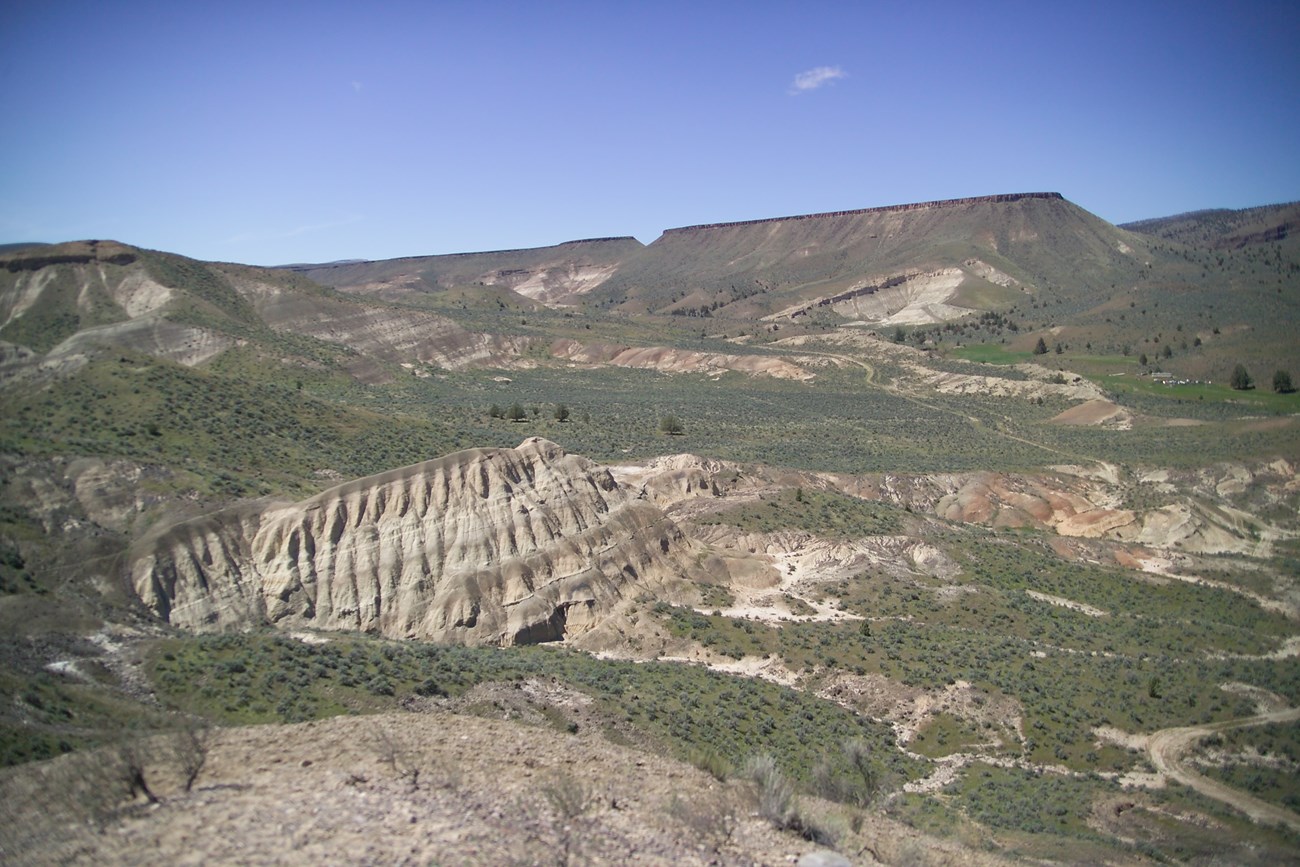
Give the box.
[2,1,1298,265]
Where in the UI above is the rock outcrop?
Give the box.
[931,463,1295,556]
[773,268,974,325]
[767,258,1026,327]
[549,339,813,380]
[130,439,697,644]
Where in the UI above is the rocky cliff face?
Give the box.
[129,439,697,645]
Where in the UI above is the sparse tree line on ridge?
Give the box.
[486,402,686,435]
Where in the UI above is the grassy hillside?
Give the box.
[289,236,645,299]
[1121,201,1300,251]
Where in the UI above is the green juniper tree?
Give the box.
[659,414,684,436]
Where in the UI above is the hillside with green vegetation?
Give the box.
[1,194,1298,864]
[587,194,1154,317]
[1121,200,1299,251]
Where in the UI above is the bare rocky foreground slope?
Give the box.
[0,708,1010,867]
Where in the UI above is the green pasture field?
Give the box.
[949,344,1033,365]
[1101,371,1300,409]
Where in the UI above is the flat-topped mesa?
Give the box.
[130,438,697,645]
[662,192,1065,235]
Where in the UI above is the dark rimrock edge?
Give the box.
[2,239,138,272]
[661,192,1065,235]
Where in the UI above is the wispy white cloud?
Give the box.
[221,214,365,246]
[351,80,362,93]
[789,65,846,95]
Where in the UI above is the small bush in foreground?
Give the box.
[666,790,738,853]
[742,753,836,845]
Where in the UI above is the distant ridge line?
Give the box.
[283,236,640,271]
[408,236,641,262]
[1119,200,1300,231]
[663,192,1065,235]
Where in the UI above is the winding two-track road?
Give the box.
[1146,707,1300,833]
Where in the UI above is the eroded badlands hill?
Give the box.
[131,438,700,645]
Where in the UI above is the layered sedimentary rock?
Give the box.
[130,439,695,644]
[549,339,813,380]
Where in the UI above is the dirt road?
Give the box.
[1146,707,1300,832]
